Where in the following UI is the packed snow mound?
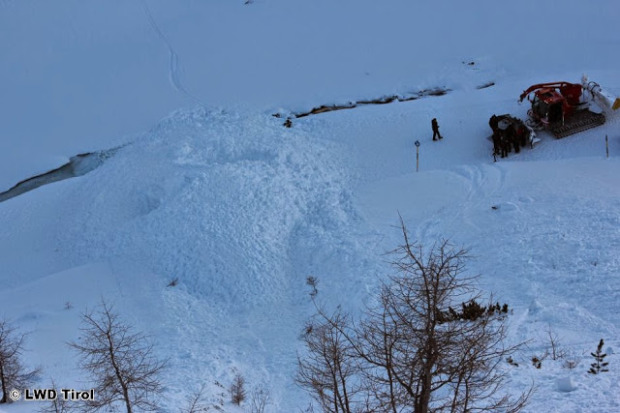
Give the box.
[49,108,370,310]
[1,0,620,411]
[0,108,383,411]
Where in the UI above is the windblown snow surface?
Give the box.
[1,1,620,412]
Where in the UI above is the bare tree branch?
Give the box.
[297,220,531,413]
[0,319,40,404]
[69,300,166,413]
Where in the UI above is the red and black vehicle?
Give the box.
[518,80,609,138]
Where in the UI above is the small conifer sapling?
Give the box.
[588,339,609,374]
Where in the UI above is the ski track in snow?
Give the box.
[368,150,620,412]
[409,163,507,245]
[141,0,202,104]
[1,112,619,413]
[1,106,619,413]
[453,163,507,202]
[2,1,620,411]
[313,91,620,413]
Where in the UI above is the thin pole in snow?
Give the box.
[606,135,609,158]
[415,140,420,172]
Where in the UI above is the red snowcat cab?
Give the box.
[518,81,605,138]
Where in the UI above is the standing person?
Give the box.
[506,123,520,154]
[489,114,499,132]
[492,130,501,158]
[500,133,510,158]
[431,118,443,141]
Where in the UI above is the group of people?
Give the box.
[429,116,531,162]
[489,114,530,159]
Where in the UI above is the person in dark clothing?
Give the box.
[501,134,510,158]
[431,118,442,141]
[492,130,502,157]
[516,124,527,147]
[505,124,520,154]
[489,114,499,132]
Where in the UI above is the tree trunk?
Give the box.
[108,338,132,413]
[0,362,7,404]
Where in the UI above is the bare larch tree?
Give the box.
[0,319,39,403]
[69,300,166,413]
[298,219,531,413]
[297,310,362,413]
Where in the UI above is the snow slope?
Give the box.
[1,0,620,412]
[3,0,618,189]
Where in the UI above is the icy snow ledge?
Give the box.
[0,148,119,203]
[273,86,452,122]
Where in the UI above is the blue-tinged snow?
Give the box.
[1,0,620,412]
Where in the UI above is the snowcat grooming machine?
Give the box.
[518,76,618,138]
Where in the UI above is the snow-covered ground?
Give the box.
[1,1,619,412]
